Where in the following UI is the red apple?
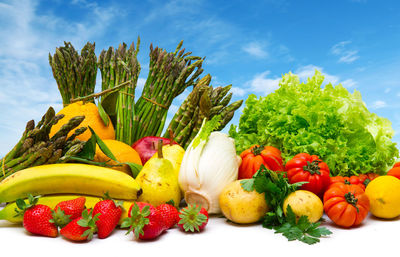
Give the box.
[131,136,177,164]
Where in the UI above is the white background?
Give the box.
[1,212,398,257]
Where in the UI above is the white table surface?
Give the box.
[0,211,398,257]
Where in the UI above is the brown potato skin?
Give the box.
[219,180,268,224]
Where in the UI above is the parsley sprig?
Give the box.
[241,166,332,244]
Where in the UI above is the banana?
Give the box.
[0,163,142,203]
[0,194,135,225]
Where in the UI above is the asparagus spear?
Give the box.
[0,107,87,180]
[132,41,204,142]
[49,42,97,106]
[98,38,140,145]
[163,74,243,148]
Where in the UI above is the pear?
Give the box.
[149,143,185,178]
[136,140,182,207]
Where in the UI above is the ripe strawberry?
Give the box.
[51,197,86,228]
[23,204,58,237]
[60,209,99,242]
[15,194,58,237]
[92,199,123,239]
[177,204,209,232]
[156,203,179,230]
[121,202,165,240]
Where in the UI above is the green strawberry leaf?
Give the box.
[178,204,207,232]
[50,208,72,228]
[121,203,150,238]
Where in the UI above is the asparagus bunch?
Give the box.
[98,39,141,145]
[132,41,204,142]
[0,107,86,181]
[49,42,97,106]
[164,74,243,149]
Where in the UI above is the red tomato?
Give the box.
[285,153,330,197]
[393,162,400,168]
[358,173,379,186]
[323,183,370,228]
[239,145,284,179]
[329,175,366,191]
[387,167,400,180]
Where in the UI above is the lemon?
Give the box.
[365,175,400,219]
[283,190,323,223]
[93,139,142,175]
[50,101,115,141]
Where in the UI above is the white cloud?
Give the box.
[295,64,357,89]
[295,65,339,85]
[372,100,387,109]
[137,78,146,88]
[0,0,120,156]
[338,50,359,63]
[239,65,357,98]
[242,42,269,59]
[341,79,357,88]
[331,41,359,63]
[230,87,247,97]
[246,70,280,94]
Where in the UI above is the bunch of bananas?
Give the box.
[0,163,142,224]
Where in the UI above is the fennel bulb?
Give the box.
[179,118,240,214]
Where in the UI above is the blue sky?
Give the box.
[1,0,400,156]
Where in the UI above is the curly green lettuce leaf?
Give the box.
[229,70,398,176]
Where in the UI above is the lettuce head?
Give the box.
[229,70,398,176]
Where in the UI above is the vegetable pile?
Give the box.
[229,71,399,176]
[2,38,400,246]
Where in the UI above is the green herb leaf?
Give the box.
[273,205,332,245]
[246,166,331,244]
[240,179,255,192]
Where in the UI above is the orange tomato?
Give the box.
[323,183,370,228]
[387,167,400,180]
[239,145,284,179]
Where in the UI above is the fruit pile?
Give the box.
[1,40,400,245]
[12,194,208,241]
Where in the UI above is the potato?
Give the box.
[283,190,323,223]
[219,180,268,224]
